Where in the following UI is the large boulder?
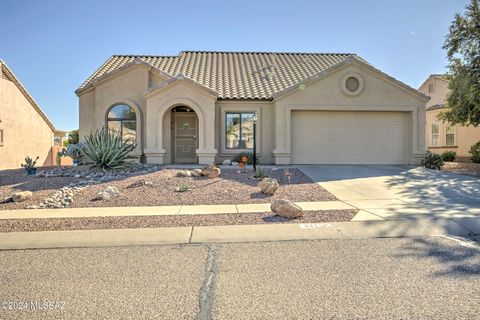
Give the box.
[201,164,221,178]
[94,186,120,201]
[176,170,192,177]
[271,199,303,219]
[222,159,232,166]
[258,178,279,196]
[12,191,33,202]
[191,168,203,177]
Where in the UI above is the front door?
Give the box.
[174,112,198,163]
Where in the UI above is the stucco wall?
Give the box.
[0,78,54,169]
[426,109,480,158]
[79,65,151,156]
[419,76,480,158]
[273,63,426,164]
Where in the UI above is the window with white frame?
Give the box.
[225,112,255,149]
[446,124,455,146]
[431,123,439,146]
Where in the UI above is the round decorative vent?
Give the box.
[345,77,360,92]
[341,72,364,96]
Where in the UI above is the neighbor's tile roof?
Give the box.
[77,51,357,99]
[426,103,447,111]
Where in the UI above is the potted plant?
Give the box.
[21,156,39,176]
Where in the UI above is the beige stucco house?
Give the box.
[76,51,428,165]
[0,60,62,170]
[419,74,480,159]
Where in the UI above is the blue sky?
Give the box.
[1,0,469,131]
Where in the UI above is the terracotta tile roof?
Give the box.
[0,60,56,131]
[77,51,357,99]
[426,103,447,111]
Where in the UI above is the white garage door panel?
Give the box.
[291,111,410,164]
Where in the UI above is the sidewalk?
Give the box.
[0,216,478,250]
[0,200,355,219]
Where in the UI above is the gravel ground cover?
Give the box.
[0,209,357,232]
[442,161,480,177]
[0,167,336,210]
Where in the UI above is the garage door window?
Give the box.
[446,124,455,146]
[431,123,439,146]
[226,112,254,149]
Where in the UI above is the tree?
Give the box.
[440,0,480,127]
[68,129,79,145]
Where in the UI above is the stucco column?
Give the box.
[144,97,166,164]
[272,103,291,165]
[196,100,217,164]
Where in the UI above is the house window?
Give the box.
[106,104,136,143]
[428,83,434,93]
[0,129,3,146]
[446,124,455,146]
[431,123,439,146]
[225,112,255,149]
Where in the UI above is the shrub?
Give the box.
[440,151,456,162]
[232,152,260,164]
[253,167,268,179]
[68,129,79,145]
[470,141,480,163]
[81,128,137,171]
[421,150,444,170]
[67,143,84,163]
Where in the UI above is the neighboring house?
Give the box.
[0,60,61,169]
[76,51,428,165]
[418,74,480,160]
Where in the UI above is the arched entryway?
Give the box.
[171,106,198,163]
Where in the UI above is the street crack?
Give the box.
[195,244,219,320]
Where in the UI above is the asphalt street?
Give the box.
[0,236,479,319]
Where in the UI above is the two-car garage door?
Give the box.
[291,111,411,164]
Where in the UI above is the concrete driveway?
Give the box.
[298,165,480,220]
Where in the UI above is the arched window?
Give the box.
[106,104,136,143]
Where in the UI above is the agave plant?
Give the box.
[81,128,137,171]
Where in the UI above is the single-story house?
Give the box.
[0,60,63,170]
[76,51,428,165]
[418,74,480,160]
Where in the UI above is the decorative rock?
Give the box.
[176,170,192,177]
[207,167,221,178]
[1,196,13,203]
[191,169,203,177]
[258,178,279,196]
[231,161,239,166]
[12,191,33,202]
[201,164,220,177]
[222,159,232,166]
[271,199,303,219]
[94,186,120,201]
[127,179,154,188]
[27,205,39,209]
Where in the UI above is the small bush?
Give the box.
[440,151,456,162]
[253,167,268,179]
[232,152,259,164]
[421,150,444,170]
[470,141,480,163]
[81,128,137,171]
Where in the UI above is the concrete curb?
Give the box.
[0,217,478,250]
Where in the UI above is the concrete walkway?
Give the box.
[1,216,479,250]
[0,200,354,219]
[298,165,480,220]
